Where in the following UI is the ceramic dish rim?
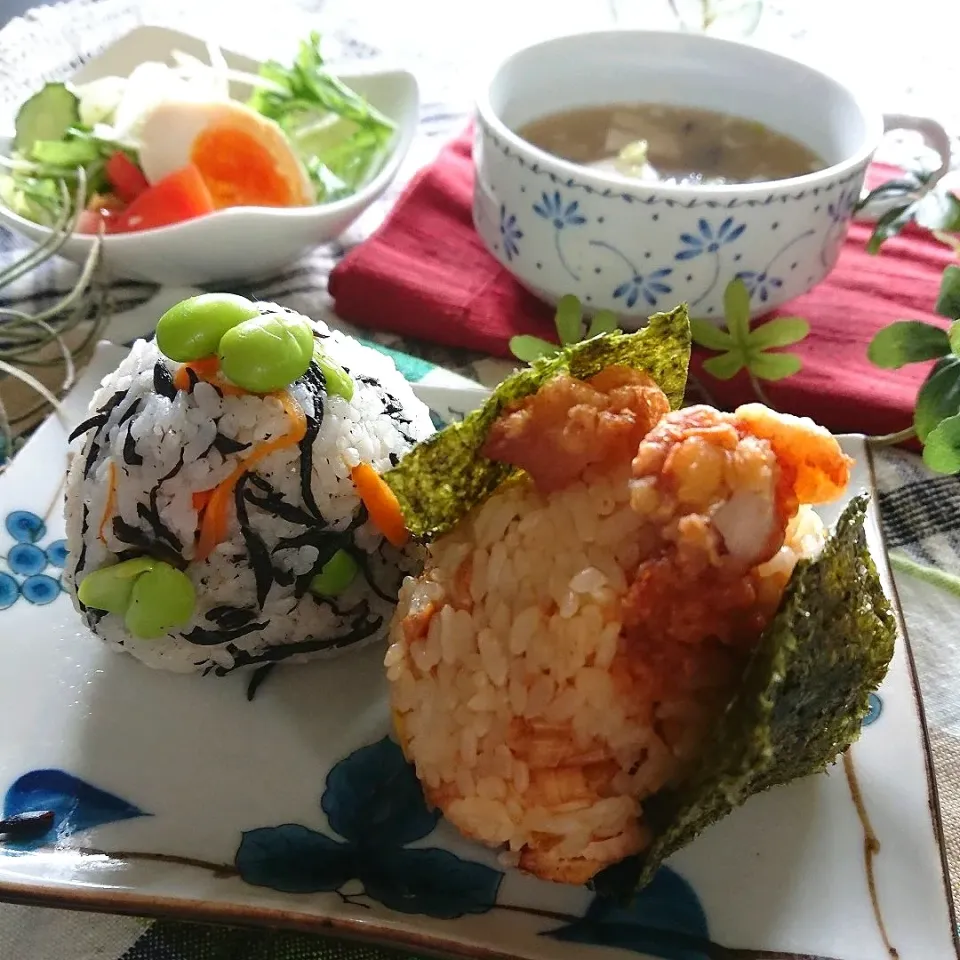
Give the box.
[0,28,419,243]
[0,399,956,959]
[474,28,884,199]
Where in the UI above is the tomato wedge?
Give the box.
[109,165,216,234]
[76,193,126,234]
[105,152,149,203]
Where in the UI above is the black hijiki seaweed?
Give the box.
[81,439,101,480]
[346,544,400,605]
[68,389,127,443]
[234,473,278,610]
[296,361,326,520]
[137,500,181,552]
[122,422,143,467]
[245,474,319,527]
[210,600,384,673]
[246,664,276,701]
[112,517,185,570]
[74,505,90,597]
[117,397,142,427]
[68,413,107,444]
[183,619,270,647]
[158,449,186,483]
[205,605,259,630]
[212,432,251,456]
[153,361,177,401]
[272,504,369,600]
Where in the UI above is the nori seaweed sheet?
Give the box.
[592,495,897,899]
[383,306,691,540]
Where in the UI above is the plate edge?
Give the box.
[864,441,960,959]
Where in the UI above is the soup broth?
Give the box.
[516,103,825,186]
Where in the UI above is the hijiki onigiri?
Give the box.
[63,294,432,674]
[382,308,895,888]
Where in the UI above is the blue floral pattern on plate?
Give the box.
[1,741,712,959]
[2,510,66,609]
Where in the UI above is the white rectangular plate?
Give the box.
[0,342,956,960]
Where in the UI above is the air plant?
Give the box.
[0,168,106,473]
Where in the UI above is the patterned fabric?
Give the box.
[1,1,960,958]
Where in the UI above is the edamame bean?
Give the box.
[156,294,259,362]
[313,348,355,402]
[309,549,359,596]
[124,562,196,639]
[77,556,157,614]
[218,313,314,393]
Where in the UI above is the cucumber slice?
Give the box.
[14,83,80,155]
[31,139,100,166]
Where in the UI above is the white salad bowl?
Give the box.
[473,30,951,323]
[0,26,419,286]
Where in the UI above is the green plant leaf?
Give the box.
[508,335,559,363]
[555,294,583,346]
[747,351,802,381]
[923,412,960,473]
[935,265,960,320]
[914,356,960,442]
[747,316,810,350]
[723,278,751,347]
[854,176,922,213]
[915,190,960,234]
[587,310,619,339]
[867,320,950,369]
[702,351,744,380]
[385,305,691,540]
[950,320,960,357]
[689,318,734,351]
[865,204,914,255]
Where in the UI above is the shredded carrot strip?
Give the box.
[351,462,409,548]
[98,461,118,544]
[192,489,213,512]
[173,357,247,397]
[194,392,307,561]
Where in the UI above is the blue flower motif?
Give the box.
[863,692,882,726]
[235,737,503,918]
[0,573,18,610]
[5,510,45,544]
[499,205,523,261]
[45,540,68,568]
[613,268,673,309]
[675,217,746,260]
[8,543,46,576]
[21,575,61,605]
[533,191,587,229]
[3,768,146,850]
[828,186,858,225]
[736,269,783,304]
[2,512,66,611]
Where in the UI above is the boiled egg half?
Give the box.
[138,100,313,209]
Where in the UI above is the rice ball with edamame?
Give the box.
[63,294,432,674]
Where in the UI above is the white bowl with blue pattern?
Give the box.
[473,30,950,325]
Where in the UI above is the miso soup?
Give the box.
[516,103,825,186]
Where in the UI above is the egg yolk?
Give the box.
[189,124,302,209]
